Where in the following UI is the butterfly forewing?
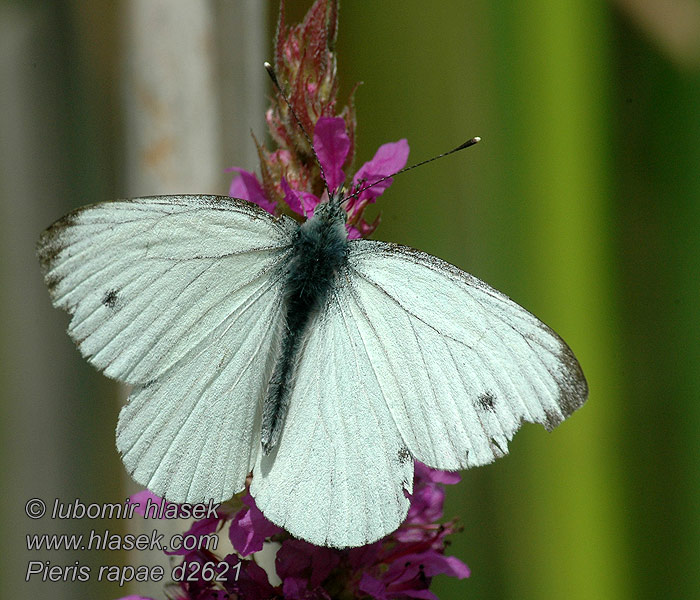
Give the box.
[38,195,295,385]
[344,240,588,471]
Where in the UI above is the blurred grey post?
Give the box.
[0,3,124,599]
[122,0,266,597]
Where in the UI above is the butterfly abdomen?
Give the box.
[261,201,349,454]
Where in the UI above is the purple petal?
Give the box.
[313,117,350,193]
[351,139,409,205]
[185,516,221,538]
[127,490,162,517]
[356,138,410,178]
[282,577,308,599]
[398,462,463,528]
[228,167,276,214]
[165,514,223,556]
[346,225,362,240]
[228,494,282,557]
[426,555,471,579]
[224,556,276,600]
[282,177,320,218]
[406,484,446,524]
[282,577,332,600]
[358,573,389,599]
[347,540,382,568]
[127,491,187,519]
[390,551,470,580]
[276,539,340,588]
[415,461,461,485]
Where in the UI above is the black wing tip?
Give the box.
[36,211,81,275]
[543,341,588,433]
[560,343,589,413]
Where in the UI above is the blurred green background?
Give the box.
[2,1,699,599]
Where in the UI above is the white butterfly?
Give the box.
[38,192,587,548]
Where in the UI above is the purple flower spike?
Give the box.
[313,117,351,193]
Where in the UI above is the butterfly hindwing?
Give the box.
[116,267,285,503]
[251,280,414,548]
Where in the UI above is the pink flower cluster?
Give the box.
[229,116,408,238]
[120,463,468,600]
[227,0,408,237]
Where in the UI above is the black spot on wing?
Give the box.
[476,391,496,412]
[397,447,411,465]
[102,290,118,308]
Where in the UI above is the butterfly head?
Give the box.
[313,194,348,226]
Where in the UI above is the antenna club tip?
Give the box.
[453,137,482,152]
[264,62,281,87]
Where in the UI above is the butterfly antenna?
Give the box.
[264,62,332,197]
[342,136,481,206]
